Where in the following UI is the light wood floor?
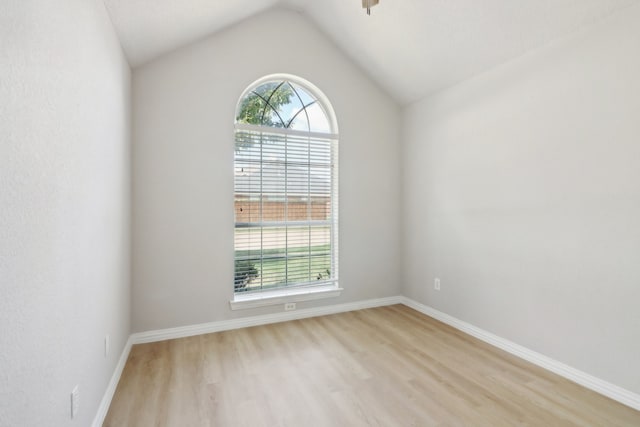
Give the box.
[104,305,640,426]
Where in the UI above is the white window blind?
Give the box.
[234,124,338,294]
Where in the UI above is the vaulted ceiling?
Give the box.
[103,0,638,104]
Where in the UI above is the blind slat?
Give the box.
[234,128,338,294]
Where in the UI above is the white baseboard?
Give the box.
[92,294,640,425]
[400,296,640,411]
[92,335,133,427]
[131,295,403,344]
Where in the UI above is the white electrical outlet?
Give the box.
[284,302,296,311]
[434,278,441,291]
[105,335,110,358]
[70,385,79,419]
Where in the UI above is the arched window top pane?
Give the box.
[290,83,315,106]
[236,79,334,134]
[288,110,309,132]
[305,102,331,133]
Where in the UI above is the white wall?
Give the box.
[0,1,131,425]
[403,4,640,394]
[131,8,401,332]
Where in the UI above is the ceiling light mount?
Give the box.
[362,0,379,15]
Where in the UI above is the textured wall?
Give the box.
[0,1,131,425]
[131,8,401,332]
[402,4,640,394]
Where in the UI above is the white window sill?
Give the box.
[230,285,342,310]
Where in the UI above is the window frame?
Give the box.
[230,75,341,310]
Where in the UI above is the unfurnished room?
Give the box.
[1,0,640,426]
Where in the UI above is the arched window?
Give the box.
[233,76,339,304]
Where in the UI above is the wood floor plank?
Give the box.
[104,305,640,426]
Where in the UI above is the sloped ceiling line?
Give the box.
[103,0,639,104]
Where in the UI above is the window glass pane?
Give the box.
[273,83,303,126]
[288,111,310,132]
[286,196,309,221]
[306,102,331,133]
[286,166,310,197]
[261,134,286,160]
[261,105,284,128]
[310,139,331,164]
[310,224,331,281]
[234,227,262,291]
[253,82,280,101]
[236,93,268,126]
[286,225,311,284]
[310,166,331,197]
[291,83,315,107]
[261,244,287,288]
[263,82,299,128]
[310,196,331,220]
